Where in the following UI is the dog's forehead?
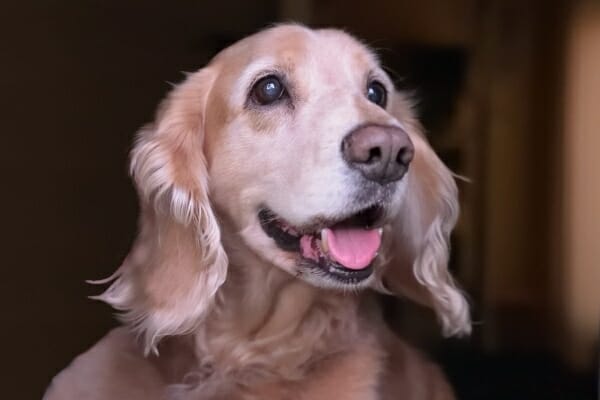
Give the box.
[213,25,379,87]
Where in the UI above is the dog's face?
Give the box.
[102,25,470,351]
[205,26,412,289]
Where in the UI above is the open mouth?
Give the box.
[258,204,385,284]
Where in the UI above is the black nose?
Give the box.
[342,124,414,184]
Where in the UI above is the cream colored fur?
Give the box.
[45,24,470,400]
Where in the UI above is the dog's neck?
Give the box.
[192,241,368,381]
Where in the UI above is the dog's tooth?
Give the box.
[377,228,383,236]
[321,229,329,253]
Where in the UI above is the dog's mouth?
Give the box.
[258,204,385,284]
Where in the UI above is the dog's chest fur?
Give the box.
[159,264,385,399]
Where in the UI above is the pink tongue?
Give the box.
[325,227,381,270]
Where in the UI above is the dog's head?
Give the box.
[99,24,470,351]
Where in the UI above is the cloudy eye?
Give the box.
[251,75,286,105]
[366,80,387,108]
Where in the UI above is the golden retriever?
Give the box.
[45,24,470,400]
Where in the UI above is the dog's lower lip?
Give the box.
[305,259,374,283]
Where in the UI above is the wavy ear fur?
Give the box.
[381,92,471,336]
[95,68,228,353]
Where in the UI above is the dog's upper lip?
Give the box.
[259,202,387,236]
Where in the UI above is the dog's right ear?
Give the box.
[95,68,228,354]
[375,92,471,337]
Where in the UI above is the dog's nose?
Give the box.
[342,125,414,184]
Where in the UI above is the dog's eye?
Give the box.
[251,75,286,105]
[366,81,387,108]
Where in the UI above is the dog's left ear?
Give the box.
[376,92,471,337]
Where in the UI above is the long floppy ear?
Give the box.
[379,92,471,337]
[95,68,228,353]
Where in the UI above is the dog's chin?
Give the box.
[256,202,389,291]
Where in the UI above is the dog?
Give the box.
[44,24,471,400]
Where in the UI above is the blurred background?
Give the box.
[1,0,598,398]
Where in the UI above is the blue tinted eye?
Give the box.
[252,75,285,105]
[367,81,387,108]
